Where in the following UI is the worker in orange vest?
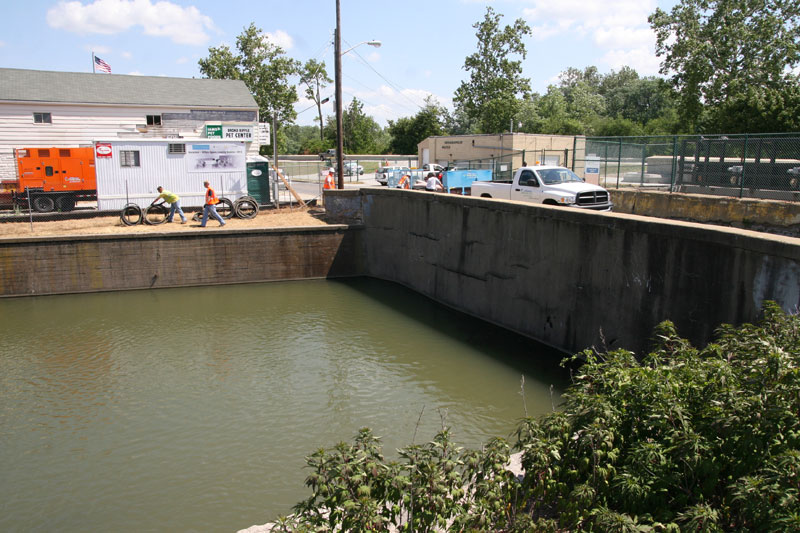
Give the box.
[200,180,226,227]
[323,168,335,190]
[397,174,411,189]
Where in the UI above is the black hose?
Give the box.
[143,202,168,225]
[234,196,259,219]
[120,203,143,226]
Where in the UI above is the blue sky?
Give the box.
[0,0,677,126]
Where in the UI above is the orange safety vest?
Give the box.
[323,172,335,190]
[205,186,219,205]
[398,174,410,189]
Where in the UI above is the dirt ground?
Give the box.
[0,205,330,238]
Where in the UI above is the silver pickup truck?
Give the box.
[471,165,612,211]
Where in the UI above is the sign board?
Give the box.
[584,155,600,185]
[258,123,270,145]
[222,126,253,141]
[187,143,245,173]
[96,143,112,158]
[205,124,253,141]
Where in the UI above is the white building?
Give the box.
[0,68,262,180]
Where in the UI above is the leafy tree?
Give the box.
[198,22,300,137]
[283,125,330,155]
[322,98,385,154]
[298,59,333,141]
[453,6,531,134]
[387,97,445,154]
[650,0,800,132]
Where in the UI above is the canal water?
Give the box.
[0,278,569,532]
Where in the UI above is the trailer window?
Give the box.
[146,115,162,126]
[59,149,71,157]
[37,149,51,157]
[33,112,52,124]
[120,150,141,167]
[168,143,186,154]
[45,166,54,176]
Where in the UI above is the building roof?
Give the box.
[0,68,258,109]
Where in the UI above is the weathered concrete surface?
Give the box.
[328,188,800,355]
[611,189,800,234]
[0,225,364,297]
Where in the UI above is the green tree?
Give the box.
[323,98,384,154]
[453,7,531,134]
[650,0,800,132]
[298,59,333,141]
[387,97,445,154]
[198,22,300,134]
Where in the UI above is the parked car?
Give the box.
[420,163,445,177]
[344,161,364,176]
[319,149,345,161]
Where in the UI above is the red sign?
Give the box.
[96,143,112,158]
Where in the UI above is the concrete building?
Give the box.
[0,68,262,180]
[417,133,585,180]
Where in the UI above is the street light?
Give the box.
[334,0,381,188]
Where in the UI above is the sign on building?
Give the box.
[205,124,253,141]
[96,143,112,158]
[187,143,245,173]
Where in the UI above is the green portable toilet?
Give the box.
[246,160,270,205]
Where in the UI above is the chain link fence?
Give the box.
[574,134,800,201]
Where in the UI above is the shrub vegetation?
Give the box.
[273,302,800,531]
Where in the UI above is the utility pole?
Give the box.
[334,0,345,189]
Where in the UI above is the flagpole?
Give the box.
[92,51,95,73]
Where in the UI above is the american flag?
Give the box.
[94,55,111,74]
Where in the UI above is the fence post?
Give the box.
[670,136,678,193]
[26,187,33,232]
[571,137,576,171]
[740,134,748,199]
[604,142,609,186]
[616,138,622,188]
[640,143,646,185]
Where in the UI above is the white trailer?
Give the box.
[93,139,248,210]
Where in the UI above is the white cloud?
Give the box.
[46,0,216,46]
[0,41,5,47]
[122,51,132,59]
[176,56,188,64]
[367,52,380,62]
[522,0,661,72]
[262,30,293,50]
[86,44,111,54]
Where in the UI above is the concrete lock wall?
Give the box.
[327,188,800,355]
[0,226,363,297]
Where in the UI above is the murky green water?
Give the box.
[0,278,568,532]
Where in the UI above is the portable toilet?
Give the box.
[246,158,270,205]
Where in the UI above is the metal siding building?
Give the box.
[0,68,262,181]
[94,140,247,211]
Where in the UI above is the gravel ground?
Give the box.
[0,206,329,238]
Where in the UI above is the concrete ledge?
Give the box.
[611,189,800,234]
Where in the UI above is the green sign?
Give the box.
[205,125,223,138]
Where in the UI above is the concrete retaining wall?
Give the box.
[328,188,800,355]
[0,226,363,297]
[611,189,800,234]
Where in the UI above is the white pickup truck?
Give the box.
[471,165,612,211]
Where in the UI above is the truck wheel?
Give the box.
[543,200,559,206]
[56,196,76,212]
[32,195,55,213]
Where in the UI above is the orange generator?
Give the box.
[2,147,97,212]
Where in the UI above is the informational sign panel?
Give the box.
[585,155,600,185]
[96,143,112,158]
[205,124,253,141]
[187,143,245,173]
